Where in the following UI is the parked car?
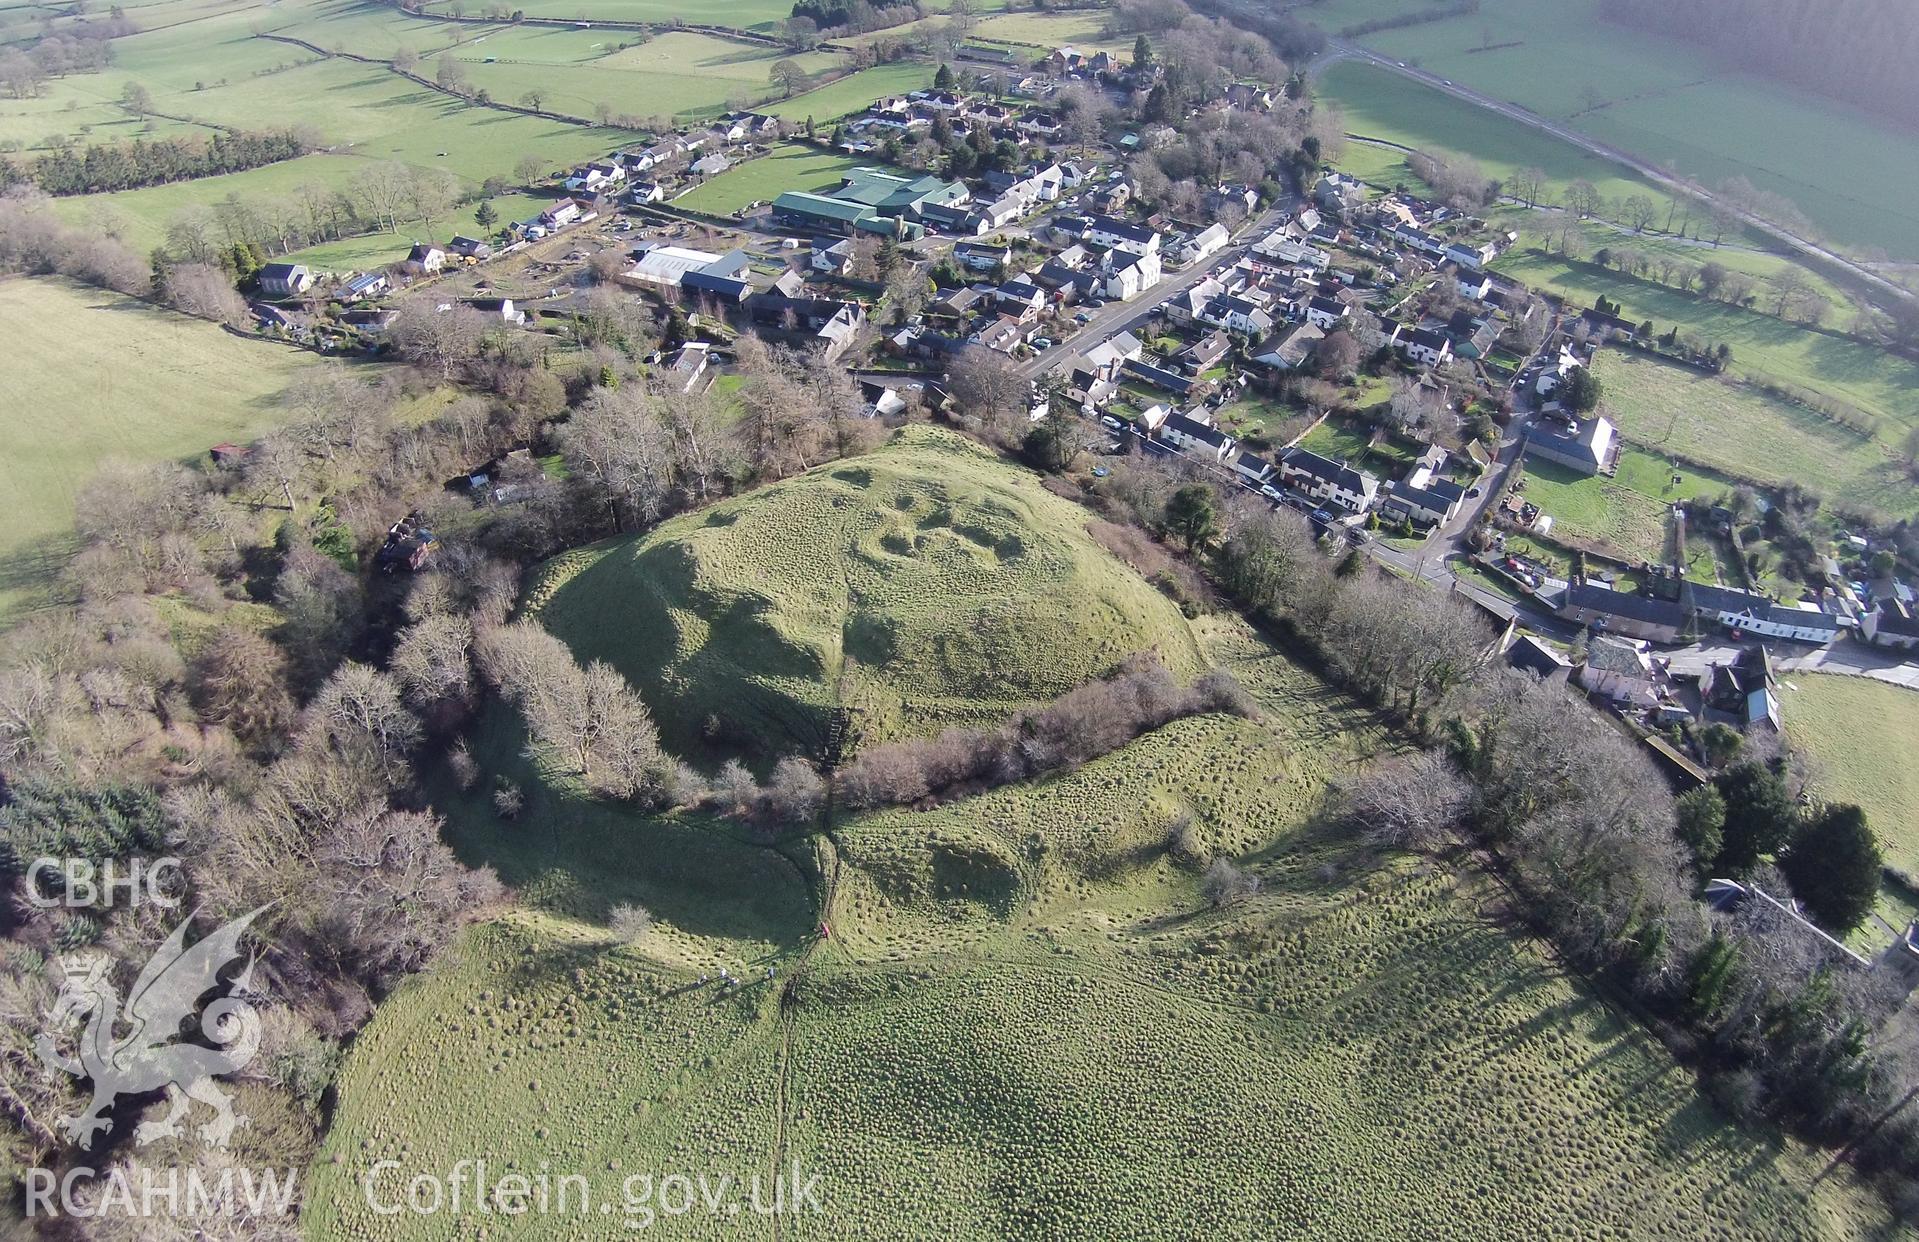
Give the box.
[1259,484,1283,502]
[1032,337,1053,350]
[1100,415,1122,430]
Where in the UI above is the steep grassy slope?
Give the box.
[525,429,1205,759]
[306,613,1890,1239]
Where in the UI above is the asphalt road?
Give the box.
[1021,204,1294,381]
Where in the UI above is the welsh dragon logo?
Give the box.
[34,906,270,1150]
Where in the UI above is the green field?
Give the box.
[1494,249,1919,430]
[1312,0,1919,258]
[1781,674,1919,875]
[763,61,938,122]
[1319,61,1676,219]
[1594,350,1916,518]
[678,142,891,216]
[450,29,843,122]
[523,429,1205,758]
[411,0,1000,27]
[968,10,1127,55]
[1519,448,1728,565]
[51,59,624,254]
[301,443,1890,1236]
[0,277,323,621]
[419,0,799,29]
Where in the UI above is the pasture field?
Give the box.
[53,64,623,253]
[1494,249,1919,430]
[522,428,1206,759]
[418,0,798,28]
[1518,449,1727,565]
[302,567,1891,1237]
[763,61,938,121]
[1318,61,1675,219]
[0,277,322,621]
[1313,0,1919,258]
[678,142,887,215]
[410,0,1003,24]
[1593,350,1916,518]
[450,29,843,122]
[967,10,1129,55]
[1780,674,1919,874]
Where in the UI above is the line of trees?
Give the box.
[833,654,1254,813]
[0,128,316,197]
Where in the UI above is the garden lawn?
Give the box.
[1593,349,1915,519]
[1520,449,1726,564]
[1780,674,1919,874]
[0,277,324,622]
[678,142,896,216]
[1296,416,1376,465]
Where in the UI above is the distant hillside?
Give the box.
[1610,0,1919,132]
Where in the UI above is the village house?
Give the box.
[667,341,711,393]
[406,244,446,274]
[1233,451,1276,486]
[1197,294,1273,336]
[1251,322,1323,371]
[1159,411,1236,461]
[812,237,857,277]
[1180,221,1231,265]
[1380,470,1466,529]
[1577,636,1669,709]
[1080,331,1144,381]
[1863,598,1919,650]
[258,263,312,298]
[448,235,492,261]
[1554,581,1686,643]
[340,271,389,302]
[465,296,525,325]
[1104,249,1163,301]
[1314,172,1366,213]
[1082,214,1160,255]
[1176,330,1232,375]
[954,239,1012,273]
[1304,294,1349,331]
[1714,600,1845,645]
[1279,449,1379,513]
[745,293,867,360]
[1394,324,1453,368]
[972,314,1032,354]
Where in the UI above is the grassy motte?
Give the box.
[522,428,1205,760]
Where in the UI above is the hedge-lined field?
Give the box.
[0,277,323,622]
